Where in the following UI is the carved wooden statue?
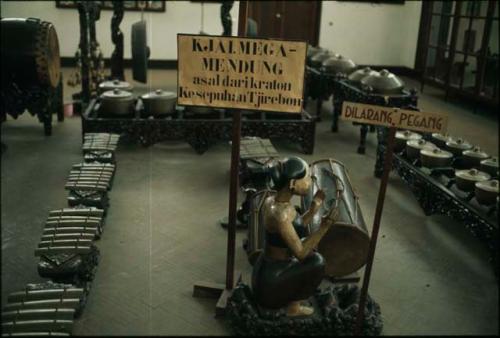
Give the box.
[220,1,234,36]
[251,156,337,316]
[88,2,105,91]
[110,0,125,80]
[76,1,91,104]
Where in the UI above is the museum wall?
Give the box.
[319,1,422,68]
[0,1,240,60]
[1,1,422,68]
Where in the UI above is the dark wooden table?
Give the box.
[81,99,316,154]
[390,149,498,276]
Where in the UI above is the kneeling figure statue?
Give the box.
[252,156,336,316]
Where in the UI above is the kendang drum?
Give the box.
[1,18,60,89]
[302,159,370,277]
[245,190,275,265]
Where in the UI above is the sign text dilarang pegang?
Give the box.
[177,34,307,113]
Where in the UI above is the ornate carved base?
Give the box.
[1,72,64,136]
[82,100,316,154]
[391,151,499,275]
[227,283,383,336]
[305,67,329,120]
[37,245,100,284]
[83,150,115,164]
[67,190,109,211]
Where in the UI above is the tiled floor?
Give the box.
[1,68,498,335]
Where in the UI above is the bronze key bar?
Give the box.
[43,227,98,235]
[69,170,112,177]
[41,233,95,241]
[71,164,115,172]
[3,299,80,311]
[1,319,73,333]
[65,178,110,188]
[34,246,92,256]
[1,331,70,336]
[66,176,111,183]
[2,309,75,321]
[46,216,102,222]
[82,146,117,151]
[48,208,104,217]
[37,239,93,248]
[71,170,114,177]
[45,219,101,227]
[64,183,107,191]
[8,289,84,303]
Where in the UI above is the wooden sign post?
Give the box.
[178,33,307,316]
[340,102,448,335]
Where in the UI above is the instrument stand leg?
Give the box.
[72,92,83,116]
[56,73,65,122]
[219,216,247,229]
[357,124,368,154]
[325,271,361,284]
[193,271,242,317]
[43,107,53,136]
[331,98,340,132]
[316,98,322,121]
[327,273,361,285]
[220,191,251,229]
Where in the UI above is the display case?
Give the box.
[417,1,499,106]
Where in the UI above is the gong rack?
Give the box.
[70,1,105,114]
[303,65,337,120]
[1,133,121,336]
[387,141,498,276]
[332,76,418,160]
[81,98,316,155]
[1,75,64,137]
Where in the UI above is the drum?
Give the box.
[1,18,60,89]
[245,190,275,265]
[302,159,370,277]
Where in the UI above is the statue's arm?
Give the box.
[281,205,336,262]
[301,189,325,226]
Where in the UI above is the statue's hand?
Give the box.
[311,190,325,211]
[321,207,339,228]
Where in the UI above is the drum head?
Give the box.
[318,222,370,277]
[46,25,61,88]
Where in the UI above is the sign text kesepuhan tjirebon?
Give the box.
[341,101,448,134]
[177,34,307,113]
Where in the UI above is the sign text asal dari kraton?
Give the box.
[177,35,307,113]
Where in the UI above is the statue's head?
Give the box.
[268,157,311,196]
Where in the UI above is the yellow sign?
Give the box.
[177,34,307,113]
[341,101,448,133]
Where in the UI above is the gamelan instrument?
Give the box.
[1,18,60,89]
[302,158,370,277]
